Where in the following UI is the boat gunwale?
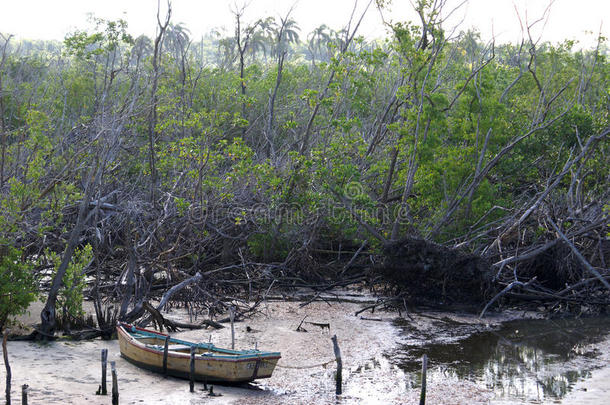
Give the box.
[117,323,281,362]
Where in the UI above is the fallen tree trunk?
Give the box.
[136,272,202,328]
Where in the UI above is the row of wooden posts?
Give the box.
[2,332,44,405]
[97,346,219,404]
[96,344,428,405]
[4,330,428,404]
[96,336,362,403]
[1,331,119,405]
[97,349,119,404]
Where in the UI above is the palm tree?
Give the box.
[274,17,300,59]
[264,15,300,156]
[165,23,191,63]
[130,35,152,70]
[307,24,332,65]
[212,30,236,71]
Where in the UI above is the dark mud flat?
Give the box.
[392,315,610,404]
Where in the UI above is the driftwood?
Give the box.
[66,328,106,340]
[199,320,224,329]
[304,321,330,332]
[140,302,177,332]
[296,316,308,332]
[137,272,202,328]
[479,277,537,318]
[294,316,330,332]
[354,295,407,316]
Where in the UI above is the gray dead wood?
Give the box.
[548,216,610,291]
[137,272,202,328]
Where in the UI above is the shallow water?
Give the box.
[393,315,610,403]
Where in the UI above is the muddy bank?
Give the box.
[1,299,497,404]
[2,299,609,404]
[393,311,610,404]
[558,337,610,405]
[2,300,400,404]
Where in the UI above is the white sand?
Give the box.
[1,300,420,404]
[2,300,607,404]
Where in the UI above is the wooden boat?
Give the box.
[116,322,281,383]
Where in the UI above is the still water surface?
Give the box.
[393,316,610,403]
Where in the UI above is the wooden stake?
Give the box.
[101,348,108,395]
[419,354,428,405]
[189,346,196,393]
[229,306,235,350]
[20,384,27,405]
[331,335,342,395]
[3,331,11,405]
[162,335,170,376]
[111,361,118,405]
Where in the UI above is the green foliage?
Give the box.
[45,244,93,322]
[248,233,288,261]
[64,17,133,60]
[1,4,609,289]
[0,244,37,331]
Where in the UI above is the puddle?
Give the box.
[393,316,610,403]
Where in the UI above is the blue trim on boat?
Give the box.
[123,324,281,360]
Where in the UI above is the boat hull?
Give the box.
[116,323,280,383]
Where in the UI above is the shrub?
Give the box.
[0,243,37,332]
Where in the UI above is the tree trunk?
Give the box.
[148,1,171,207]
[39,161,98,339]
[0,34,13,188]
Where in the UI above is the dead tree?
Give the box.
[148,0,172,206]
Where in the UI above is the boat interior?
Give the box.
[130,332,221,355]
[123,326,267,357]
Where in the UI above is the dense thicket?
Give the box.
[0,1,608,335]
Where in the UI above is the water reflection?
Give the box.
[394,316,610,402]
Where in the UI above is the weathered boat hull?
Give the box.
[116,323,280,383]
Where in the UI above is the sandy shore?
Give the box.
[0,299,498,404]
[558,338,610,405]
[2,299,608,404]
